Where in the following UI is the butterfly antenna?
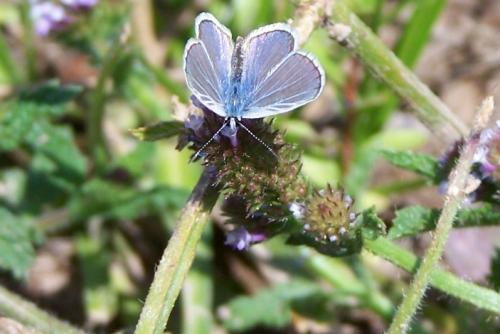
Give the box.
[237,121,279,159]
[191,120,229,162]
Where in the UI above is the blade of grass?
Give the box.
[395,0,447,69]
[134,168,219,334]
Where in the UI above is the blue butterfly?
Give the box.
[184,12,325,158]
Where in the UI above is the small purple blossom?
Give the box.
[30,0,98,36]
[30,0,68,36]
[61,0,98,9]
[225,227,266,251]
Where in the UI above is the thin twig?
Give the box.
[0,285,86,334]
[134,168,219,334]
[387,97,495,334]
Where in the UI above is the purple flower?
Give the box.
[30,1,68,36]
[61,0,98,10]
[224,227,266,251]
[30,0,98,36]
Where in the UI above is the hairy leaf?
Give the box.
[388,205,440,240]
[357,206,387,240]
[381,150,440,182]
[130,121,184,141]
[388,205,500,239]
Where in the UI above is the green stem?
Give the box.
[305,249,394,319]
[386,97,495,333]
[182,228,214,334]
[0,32,22,84]
[88,38,125,171]
[0,285,86,334]
[134,168,218,334]
[324,0,468,142]
[364,238,500,315]
[19,0,36,81]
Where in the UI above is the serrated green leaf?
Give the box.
[25,122,87,183]
[221,280,321,331]
[488,248,500,290]
[381,150,440,182]
[456,205,500,227]
[130,121,184,141]
[0,207,37,278]
[388,204,500,239]
[388,206,439,240]
[0,81,81,151]
[358,207,387,240]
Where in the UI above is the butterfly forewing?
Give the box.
[196,13,233,91]
[240,24,297,95]
[242,51,325,118]
[184,40,226,116]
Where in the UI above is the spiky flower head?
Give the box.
[303,185,356,242]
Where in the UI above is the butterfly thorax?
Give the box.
[225,36,246,118]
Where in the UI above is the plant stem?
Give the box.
[0,32,22,84]
[0,285,86,334]
[19,0,36,81]
[182,228,214,334]
[134,168,219,334]
[88,36,126,171]
[304,249,394,319]
[363,237,500,314]
[386,97,495,333]
[326,0,467,141]
[293,0,467,142]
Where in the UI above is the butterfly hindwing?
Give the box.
[239,23,297,93]
[242,50,325,118]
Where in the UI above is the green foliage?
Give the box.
[394,0,447,68]
[381,150,440,182]
[0,208,38,278]
[130,121,184,141]
[357,206,386,240]
[221,280,323,331]
[287,231,363,257]
[0,81,82,151]
[388,205,440,240]
[68,179,188,221]
[388,205,500,239]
